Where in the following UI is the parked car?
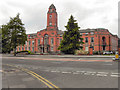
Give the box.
[103,51,113,55]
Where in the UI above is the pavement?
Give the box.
[2,54,115,58]
[1,54,120,89]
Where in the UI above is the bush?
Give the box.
[75,49,88,55]
[30,52,34,55]
[16,50,31,54]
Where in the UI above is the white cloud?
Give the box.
[0,0,119,35]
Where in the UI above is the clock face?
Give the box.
[49,15,52,18]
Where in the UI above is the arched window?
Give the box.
[102,37,105,42]
[44,34,49,45]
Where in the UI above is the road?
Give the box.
[1,54,120,89]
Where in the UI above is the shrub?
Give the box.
[75,49,88,55]
[30,52,34,55]
[93,51,99,55]
[16,50,31,54]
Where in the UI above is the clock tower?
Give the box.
[47,4,58,30]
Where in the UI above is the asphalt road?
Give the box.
[1,54,120,89]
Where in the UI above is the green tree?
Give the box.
[58,15,84,54]
[1,25,12,53]
[1,13,27,56]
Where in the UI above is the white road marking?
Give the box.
[97,72,109,74]
[84,73,91,75]
[96,74,107,77]
[96,72,108,77]
[84,71,96,75]
[73,72,79,74]
[86,71,96,73]
[47,70,120,78]
[76,71,85,73]
[111,75,120,77]
[62,72,71,74]
[91,73,95,75]
[111,73,120,75]
[51,71,60,73]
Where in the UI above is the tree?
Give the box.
[1,25,12,53]
[58,15,84,54]
[1,13,27,56]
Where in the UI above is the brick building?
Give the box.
[17,4,119,54]
[17,4,63,53]
[80,28,118,54]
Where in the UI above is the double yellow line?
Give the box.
[5,64,61,90]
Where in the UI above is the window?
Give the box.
[103,46,105,51]
[85,33,88,35]
[91,32,94,35]
[92,46,94,50]
[91,37,94,42]
[49,15,52,18]
[32,41,34,45]
[22,47,24,51]
[51,38,54,45]
[38,39,40,45]
[60,34,62,37]
[29,47,30,51]
[44,34,48,45]
[51,47,53,51]
[25,41,27,45]
[85,46,88,51]
[80,33,82,35]
[25,47,27,50]
[49,22,52,25]
[32,47,34,52]
[85,37,88,43]
[60,39,62,43]
[29,41,31,45]
[19,47,20,51]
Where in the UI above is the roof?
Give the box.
[79,28,108,33]
[49,4,56,9]
[79,29,96,33]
